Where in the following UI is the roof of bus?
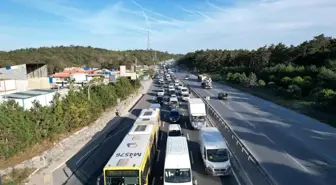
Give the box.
[104,124,154,169]
[164,137,191,169]
[138,108,160,120]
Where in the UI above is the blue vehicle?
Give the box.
[169,109,181,123]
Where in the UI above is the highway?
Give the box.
[175,70,336,185]
[52,80,240,185]
[149,82,239,185]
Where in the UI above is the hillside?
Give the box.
[178,34,336,126]
[0,46,180,74]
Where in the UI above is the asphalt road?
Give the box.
[52,83,157,185]
[149,82,239,185]
[175,70,336,185]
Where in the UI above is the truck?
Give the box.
[188,98,207,130]
[201,77,212,89]
[198,74,207,82]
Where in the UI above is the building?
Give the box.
[0,63,49,95]
[0,89,57,110]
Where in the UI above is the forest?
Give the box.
[177,34,336,126]
[0,46,180,74]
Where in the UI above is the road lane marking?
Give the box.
[184,121,187,128]
[162,121,165,127]
[75,144,99,166]
[187,133,190,140]
[285,153,309,172]
[156,150,161,162]
[190,151,194,164]
[160,133,163,141]
[151,177,156,185]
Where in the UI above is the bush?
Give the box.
[287,85,302,98]
[0,77,139,159]
[280,76,292,86]
[258,79,266,87]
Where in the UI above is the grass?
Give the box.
[1,168,37,185]
[216,80,336,127]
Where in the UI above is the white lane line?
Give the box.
[162,121,165,128]
[190,151,194,164]
[156,150,161,162]
[186,133,190,140]
[75,144,99,166]
[160,133,163,141]
[285,153,309,172]
[184,121,187,128]
[151,177,156,185]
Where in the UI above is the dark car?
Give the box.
[218,92,228,100]
[156,96,164,105]
[168,109,181,123]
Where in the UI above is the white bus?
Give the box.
[164,137,197,185]
[199,127,231,176]
[103,124,156,185]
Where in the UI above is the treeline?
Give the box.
[0,46,181,74]
[178,34,336,111]
[0,77,140,159]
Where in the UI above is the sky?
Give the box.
[0,0,336,54]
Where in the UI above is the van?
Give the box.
[199,127,231,176]
[164,137,197,185]
[168,124,183,137]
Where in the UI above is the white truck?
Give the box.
[188,98,207,130]
[199,127,231,176]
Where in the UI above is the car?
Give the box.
[180,87,189,95]
[156,96,164,105]
[181,94,190,101]
[168,109,181,123]
[218,92,228,100]
[157,89,165,96]
[168,124,183,137]
[169,96,179,109]
[184,75,189,80]
[170,94,177,98]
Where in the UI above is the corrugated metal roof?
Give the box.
[2,89,56,99]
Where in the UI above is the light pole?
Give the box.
[88,82,98,101]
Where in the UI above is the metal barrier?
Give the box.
[179,78,276,185]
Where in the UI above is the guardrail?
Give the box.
[179,77,276,185]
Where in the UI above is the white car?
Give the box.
[180,87,189,95]
[168,124,183,137]
[157,89,165,96]
[168,87,175,94]
[181,94,190,101]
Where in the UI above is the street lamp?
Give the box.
[88,82,98,101]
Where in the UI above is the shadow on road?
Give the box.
[59,117,136,185]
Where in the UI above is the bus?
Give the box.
[139,107,160,122]
[136,108,161,146]
[103,124,157,185]
[164,137,196,185]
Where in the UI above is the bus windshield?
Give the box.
[207,149,229,162]
[164,168,191,183]
[105,170,139,185]
[192,116,205,122]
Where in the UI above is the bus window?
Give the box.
[164,168,191,183]
[105,170,139,185]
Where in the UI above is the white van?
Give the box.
[168,124,183,137]
[199,127,231,176]
[164,137,197,185]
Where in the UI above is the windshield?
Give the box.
[183,94,189,97]
[158,89,164,92]
[182,89,188,92]
[105,170,139,185]
[170,111,179,117]
[164,169,191,183]
[192,116,205,122]
[170,101,178,104]
[207,149,229,162]
[168,130,182,136]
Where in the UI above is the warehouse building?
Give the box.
[0,89,57,110]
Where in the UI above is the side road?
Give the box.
[6,79,152,185]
